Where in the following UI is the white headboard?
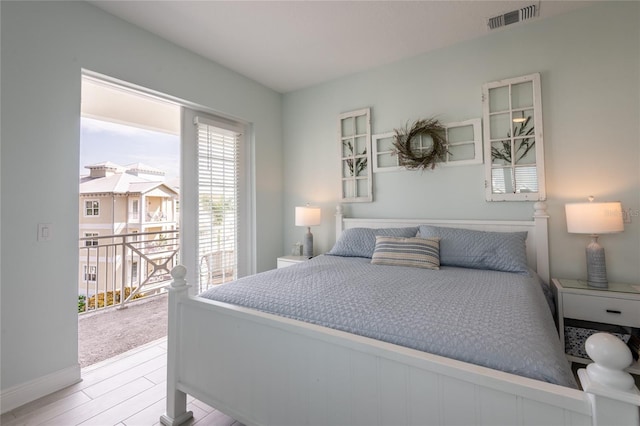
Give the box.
[335,202,550,284]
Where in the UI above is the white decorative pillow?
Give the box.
[371,236,440,270]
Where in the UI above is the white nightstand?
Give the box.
[552,278,640,375]
[277,255,311,269]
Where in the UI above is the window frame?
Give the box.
[180,107,254,296]
[339,108,372,203]
[482,73,546,201]
[84,200,100,217]
[83,265,97,282]
[84,232,99,247]
[372,118,482,172]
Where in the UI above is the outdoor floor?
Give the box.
[79,293,169,368]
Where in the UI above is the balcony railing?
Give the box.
[78,229,179,314]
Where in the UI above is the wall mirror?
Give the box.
[482,73,545,201]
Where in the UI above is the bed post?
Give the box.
[533,201,550,284]
[577,333,640,426]
[335,204,344,241]
[160,266,194,426]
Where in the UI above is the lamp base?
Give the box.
[585,235,608,288]
[303,228,313,258]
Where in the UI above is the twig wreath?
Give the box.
[393,118,448,170]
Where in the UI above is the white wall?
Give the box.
[282,2,640,284]
[1,1,282,405]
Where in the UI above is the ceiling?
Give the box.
[90,1,594,93]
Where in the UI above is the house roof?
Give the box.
[85,161,125,172]
[80,172,178,197]
[123,162,165,176]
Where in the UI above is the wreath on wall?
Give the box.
[393,118,448,170]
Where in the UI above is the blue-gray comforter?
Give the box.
[199,255,576,388]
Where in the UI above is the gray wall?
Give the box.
[282,2,640,284]
[1,1,283,395]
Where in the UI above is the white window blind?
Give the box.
[196,117,241,292]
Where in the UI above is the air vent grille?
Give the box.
[488,4,537,30]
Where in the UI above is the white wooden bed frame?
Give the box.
[161,203,639,426]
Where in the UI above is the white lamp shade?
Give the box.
[295,206,321,227]
[565,202,624,234]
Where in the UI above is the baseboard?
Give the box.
[1,364,81,414]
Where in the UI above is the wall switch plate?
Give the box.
[37,223,52,241]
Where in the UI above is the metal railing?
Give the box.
[78,229,179,314]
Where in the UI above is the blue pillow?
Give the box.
[327,227,419,259]
[417,225,528,273]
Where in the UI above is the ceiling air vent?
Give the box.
[488,4,538,30]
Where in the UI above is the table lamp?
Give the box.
[565,200,623,288]
[295,205,321,258]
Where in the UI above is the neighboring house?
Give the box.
[78,162,179,298]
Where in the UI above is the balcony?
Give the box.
[78,229,179,313]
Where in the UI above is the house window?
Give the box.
[131,261,138,283]
[84,265,97,282]
[85,200,100,216]
[131,200,139,220]
[84,232,98,247]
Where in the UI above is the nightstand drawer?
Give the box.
[563,293,640,327]
[277,256,310,269]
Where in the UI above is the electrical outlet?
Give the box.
[37,223,52,241]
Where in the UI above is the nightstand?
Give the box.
[277,255,310,269]
[552,278,640,375]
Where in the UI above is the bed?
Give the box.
[161,203,639,426]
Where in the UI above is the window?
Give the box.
[84,232,98,247]
[131,200,139,220]
[131,261,139,283]
[84,265,97,282]
[195,116,243,292]
[85,200,100,216]
[483,73,545,201]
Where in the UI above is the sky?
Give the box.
[80,117,180,182]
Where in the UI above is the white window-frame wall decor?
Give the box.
[339,108,373,202]
[373,118,482,173]
[482,73,546,201]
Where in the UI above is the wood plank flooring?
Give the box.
[1,338,243,426]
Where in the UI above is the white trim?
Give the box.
[0,365,81,414]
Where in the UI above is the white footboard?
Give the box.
[162,267,640,426]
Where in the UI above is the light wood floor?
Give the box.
[1,338,243,426]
